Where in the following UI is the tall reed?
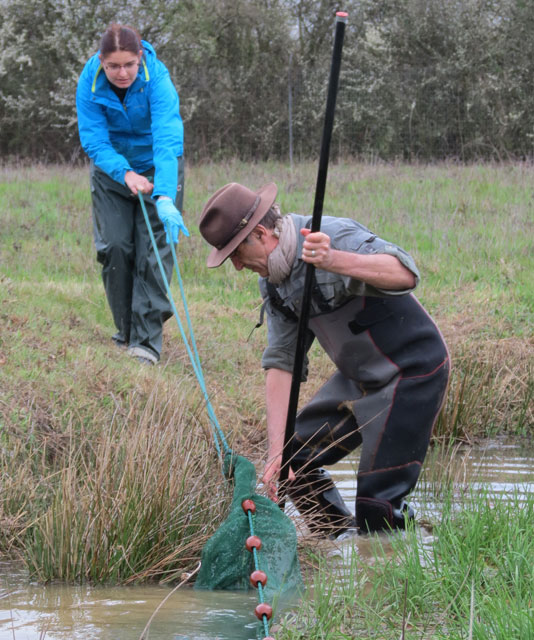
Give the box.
[16,381,231,584]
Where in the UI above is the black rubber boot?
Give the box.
[355,462,419,533]
[287,468,356,538]
[356,496,414,533]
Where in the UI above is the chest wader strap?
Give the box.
[247,282,297,342]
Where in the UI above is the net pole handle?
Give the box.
[278,13,347,510]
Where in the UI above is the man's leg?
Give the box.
[90,164,135,344]
[286,371,363,537]
[355,362,450,532]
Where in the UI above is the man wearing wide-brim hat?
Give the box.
[199,182,450,536]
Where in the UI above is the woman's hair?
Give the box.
[100,23,142,57]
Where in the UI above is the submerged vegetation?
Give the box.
[0,162,532,601]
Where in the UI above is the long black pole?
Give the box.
[278,12,347,508]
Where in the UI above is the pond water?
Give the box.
[2,438,534,640]
[332,435,534,518]
[0,566,261,640]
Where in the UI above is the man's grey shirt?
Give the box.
[259,213,420,375]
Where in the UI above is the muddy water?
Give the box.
[0,565,261,640]
[2,438,534,640]
[327,436,534,566]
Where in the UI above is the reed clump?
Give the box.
[2,376,232,584]
[434,334,534,442]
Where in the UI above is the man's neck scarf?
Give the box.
[267,214,297,284]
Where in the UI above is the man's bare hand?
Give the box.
[262,454,295,503]
[301,228,333,269]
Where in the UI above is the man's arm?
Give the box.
[262,367,293,501]
[301,228,416,290]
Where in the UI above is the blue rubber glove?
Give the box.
[156,198,190,244]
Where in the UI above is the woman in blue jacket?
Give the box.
[76,23,187,365]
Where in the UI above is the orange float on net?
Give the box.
[245,535,262,552]
[254,602,273,620]
[250,569,268,588]
[241,498,256,514]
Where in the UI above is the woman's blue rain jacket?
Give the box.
[76,41,183,199]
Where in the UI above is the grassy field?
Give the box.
[0,161,533,610]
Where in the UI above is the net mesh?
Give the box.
[195,453,302,600]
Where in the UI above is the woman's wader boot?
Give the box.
[90,161,184,361]
[287,468,356,538]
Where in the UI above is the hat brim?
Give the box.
[206,182,278,268]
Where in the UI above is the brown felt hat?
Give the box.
[199,182,278,267]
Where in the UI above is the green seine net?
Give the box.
[195,453,303,600]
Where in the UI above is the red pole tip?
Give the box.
[336,11,348,19]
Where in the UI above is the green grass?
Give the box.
[0,160,532,587]
[276,487,534,639]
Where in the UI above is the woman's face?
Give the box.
[100,50,142,89]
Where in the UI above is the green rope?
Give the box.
[247,508,271,638]
[139,194,272,638]
[138,193,230,457]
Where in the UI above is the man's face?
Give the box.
[229,232,271,277]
